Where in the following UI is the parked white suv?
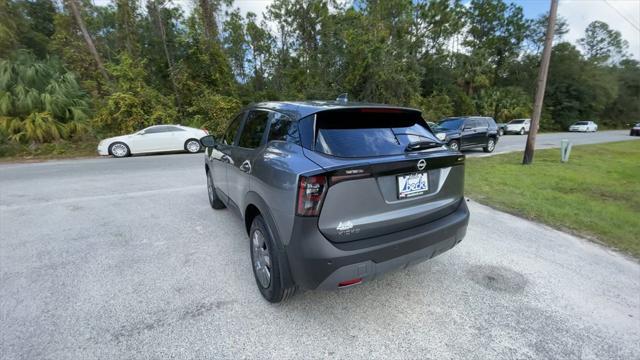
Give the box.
[504,119,530,135]
[569,121,598,132]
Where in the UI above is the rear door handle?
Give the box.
[240,160,252,173]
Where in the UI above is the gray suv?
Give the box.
[200,101,469,302]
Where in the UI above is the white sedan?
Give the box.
[504,118,531,135]
[568,121,598,132]
[97,125,208,158]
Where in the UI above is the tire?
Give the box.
[483,137,496,153]
[448,140,460,151]
[250,215,295,303]
[185,138,201,153]
[519,128,525,135]
[206,170,226,209]
[109,142,130,158]
[498,128,504,136]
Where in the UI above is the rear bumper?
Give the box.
[286,198,469,290]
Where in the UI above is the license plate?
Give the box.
[397,172,429,199]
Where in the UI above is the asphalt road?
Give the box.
[1,152,639,359]
[466,129,638,156]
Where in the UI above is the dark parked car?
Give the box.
[433,116,499,152]
[200,101,469,302]
[630,123,640,136]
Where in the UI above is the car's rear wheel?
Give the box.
[448,140,460,151]
[519,128,525,135]
[109,142,130,158]
[498,128,504,136]
[185,139,201,153]
[250,215,295,303]
[483,137,496,153]
[206,171,226,209]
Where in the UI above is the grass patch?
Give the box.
[465,141,640,258]
[0,139,98,162]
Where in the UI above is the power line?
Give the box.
[603,0,640,32]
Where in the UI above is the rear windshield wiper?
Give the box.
[405,140,442,152]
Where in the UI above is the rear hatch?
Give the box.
[298,108,465,243]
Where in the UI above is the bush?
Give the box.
[186,91,241,136]
[0,50,91,143]
[92,54,177,135]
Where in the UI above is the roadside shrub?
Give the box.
[92,54,177,135]
[0,50,91,143]
[186,91,241,136]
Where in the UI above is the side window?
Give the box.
[238,110,270,149]
[144,126,163,134]
[223,114,243,145]
[164,126,185,132]
[267,112,299,144]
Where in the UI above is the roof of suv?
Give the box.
[249,101,420,121]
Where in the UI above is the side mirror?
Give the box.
[200,135,216,148]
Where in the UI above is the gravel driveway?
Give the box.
[1,152,638,359]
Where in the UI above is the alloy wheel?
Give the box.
[186,140,201,153]
[207,174,214,203]
[488,139,495,151]
[252,229,271,288]
[111,144,128,157]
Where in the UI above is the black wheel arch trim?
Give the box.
[243,191,296,290]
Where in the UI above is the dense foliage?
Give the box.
[0,0,638,146]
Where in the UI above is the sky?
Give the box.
[93,0,640,60]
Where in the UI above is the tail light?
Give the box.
[202,128,209,135]
[296,175,327,216]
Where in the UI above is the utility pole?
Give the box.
[523,0,558,165]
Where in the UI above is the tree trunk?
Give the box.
[198,0,218,45]
[150,1,181,109]
[66,0,109,82]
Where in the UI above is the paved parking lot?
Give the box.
[466,129,637,156]
[1,149,639,359]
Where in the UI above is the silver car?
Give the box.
[200,101,470,302]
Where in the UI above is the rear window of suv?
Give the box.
[299,109,438,158]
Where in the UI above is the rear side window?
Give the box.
[238,110,269,148]
[300,109,437,158]
[267,112,299,144]
[164,126,185,132]
[223,114,243,145]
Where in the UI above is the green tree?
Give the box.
[579,20,629,64]
[93,54,176,135]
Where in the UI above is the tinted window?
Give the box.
[238,110,269,148]
[164,126,184,132]
[575,121,588,125]
[223,114,243,145]
[437,118,464,130]
[144,126,164,134]
[509,120,525,124]
[267,112,299,144]
[308,109,437,158]
[467,119,479,128]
